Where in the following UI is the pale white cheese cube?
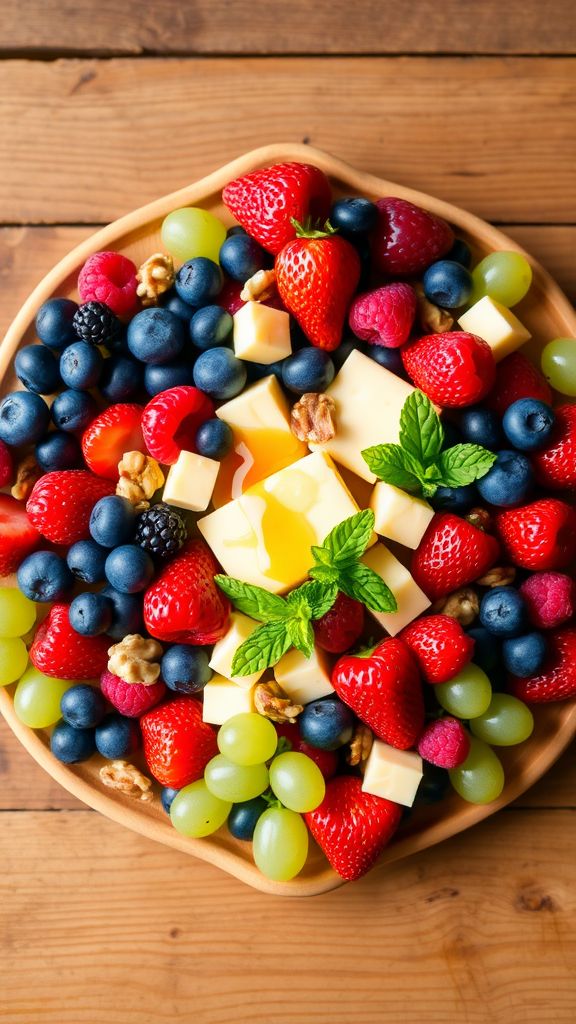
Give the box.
[209,612,265,689]
[202,674,256,726]
[362,740,423,807]
[233,300,292,364]
[370,481,435,550]
[362,542,430,635]
[163,451,219,512]
[458,295,531,361]
[274,646,334,705]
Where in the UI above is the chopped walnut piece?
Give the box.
[466,507,493,532]
[476,566,517,588]
[347,723,373,766]
[254,680,303,724]
[432,587,479,626]
[414,283,454,334]
[291,393,336,444]
[107,633,163,685]
[11,454,41,501]
[99,760,153,801]
[136,253,175,306]
[116,450,164,511]
[240,269,276,303]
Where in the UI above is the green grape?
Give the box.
[449,735,505,804]
[217,712,278,766]
[0,588,36,638]
[0,637,29,686]
[435,663,492,719]
[252,806,309,881]
[541,338,576,397]
[470,251,532,308]
[204,754,269,803]
[161,207,227,264]
[470,693,534,746]
[269,751,326,813]
[170,780,231,838]
[13,666,72,727]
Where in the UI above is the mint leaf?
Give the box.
[399,391,444,467]
[230,620,292,676]
[308,563,340,585]
[320,509,375,567]
[291,580,338,619]
[437,445,497,487]
[361,443,422,494]
[310,545,332,566]
[339,563,397,613]
[287,617,314,657]
[214,575,289,623]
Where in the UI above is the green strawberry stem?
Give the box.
[290,216,338,240]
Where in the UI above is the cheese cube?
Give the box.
[274,646,334,705]
[209,612,265,689]
[362,542,430,635]
[309,349,417,483]
[233,300,292,364]
[362,740,423,807]
[202,673,256,726]
[458,296,531,361]
[370,481,435,550]
[163,451,219,512]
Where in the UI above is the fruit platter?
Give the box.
[1,144,576,896]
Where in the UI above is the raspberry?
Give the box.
[417,717,470,769]
[72,301,121,346]
[519,572,576,630]
[0,440,14,488]
[313,592,364,654]
[101,670,166,718]
[372,197,454,276]
[135,503,187,560]
[141,386,215,466]
[78,251,139,318]
[348,283,417,348]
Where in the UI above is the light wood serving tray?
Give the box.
[1,144,576,896]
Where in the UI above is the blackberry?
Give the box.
[73,301,121,346]
[135,503,187,559]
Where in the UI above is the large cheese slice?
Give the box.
[274,646,335,705]
[362,740,423,807]
[370,481,435,550]
[233,300,292,364]
[458,296,531,361]
[362,542,430,635]
[202,673,256,725]
[163,450,219,512]
[209,611,265,689]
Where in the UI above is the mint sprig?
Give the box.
[308,509,397,614]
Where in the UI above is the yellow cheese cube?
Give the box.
[202,673,256,726]
[209,612,265,689]
[458,296,531,361]
[233,300,292,364]
[370,481,435,550]
[162,450,220,512]
[362,740,423,807]
[362,542,430,635]
[274,646,334,705]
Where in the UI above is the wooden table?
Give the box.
[1,4,575,1020]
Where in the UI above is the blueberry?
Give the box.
[35,297,78,351]
[69,592,113,636]
[61,683,107,729]
[144,361,193,396]
[423,260,473,309]
[502,398,556,452]
[161,787,180,814]
[67,539,108,584]
[105,544,155,593]
[298,697,355,750]
[479,587,528,638]
[17,550,73,602]
[127,308,186,365]
[348,234,372,291]
[457,406,503,449]
[476,450,533,507]
[0,391,50,446]
[226,225,246,237]
[159,288,195,322]
[51,389,98,432]
[101,586,144,639]
[466,626,502,675]
[442,420,465,448]
[416,764,451,804]
[502,632,547,676]
[431,484,477,513]
[330,197,378,235]
[331,338,358,371]
[195,418,233,460]
[193,347,247,400]
[89,495,136,548]
[35,431,82,471]
[219,235,267,282]
[15,345,61,395]
[100,354,144,402]
[51,720,96,763]
[175,258,223,307]
[364,344,406,377]
[245,359,285,384]
[95,713,140,758]
[161,645,213,694]
[59,341,103,390]
[446,238,472,268]
[227,796,268,841]
[282,348,335,395]
[189,305,233,350]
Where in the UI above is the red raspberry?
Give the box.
[0,440,14,488]
[26,470,114,545]
[313,592,364,654]
[100,670,166,718]
[348,283,417,349]
[78,251,139,318]
[417,717,470,769]
[485,352,552,417]
[82,403,145,480]
[400,614,475,684]
[519,572,576,630]
[531,404,576,491]
[402,331,496,407]
[372,197,454,276]
[141,386,215,466]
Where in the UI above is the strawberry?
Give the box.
[495,498,576,571]
[348,283,417,348]
[332,638,424,749]
[401,331,496,407]
[222,162,332,255]
[143,538,230,644]
[0,494,40,577]
[82,403,145,480]
[30,603,109,680]
[0,440,14,489]
[313,592,364,654]
[508,628,576,703]
[141,386,214,466]
[417,717,470,769]
[26,470,114,545]
[275,225,360,351]
[400,614,475,684]
[531,404,576,490]
[485,351,552,417]
[372,197,454,276]
[100,670,166,718]
[304,775,402,881]
[140,696,218,788]
[411,513,500,602]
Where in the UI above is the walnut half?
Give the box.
[136,253,175,306]
[99,760,153,801]
[291,393,336,444]
[116,450,164,510]
[254,680,303,724]
[107,634,163,685]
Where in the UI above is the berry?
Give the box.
[192,348,247,401]
[330,197,378,235]
[364,343,405,376]
[189,305,234,350]
[417,763,451,803]
[100,354,144,402]
[476,450,534,507]
[531,404,576,490]
[219,234,267,282]
[35,431,81,472]
[161,787,180,814]
[61,683,107,729]
[17,550,73,603]
[100,586,143,639]
[194,419,233,460]
[422,260,473,308]
[457,406,503,449]
[35,298,78,351]
[227,796,268,841]
[15,344,61,394]
[348,283,416,349]
[78,251,139,318]
[27,470,114,545]
[89,495,136,548]
[495,498,576,571]
[127,308,187,365]
[82,403,145,480]
[0,494,40,576]
[175,257,223,306]
[298,697,356,751]
[486,351,552,417]
[95,713,140,758]
[161,645,212,694]
[141,386,214,465]
[104,544,155,594]
[430,484,477,514]
[141,696,218,788]
[502,632,547,677]
[479,586,528,637]
[508,628,576,703]
[30,603,109,680]
[218,278,245,317]
[447,238,472,268]
[281,347,335,395]
[402,331,496,407]
[100,670,166,718]
[0,440,13,487]
[502,398,555,452]
[67,539,107,583]
[143,362,192,397]
[0,391,50,446]
[143,539,230,644]
[313,592,364,654]
[59,342,103,390]
[417,717,470,769]
[68,592,113,636]
[466,626,502,675]
[51,389,98,432]
[372,197,454,276]
[411,512,501,602]
[50,721,96,764]
[519,572,576,630]
[72,301,121,346]
[135,503,187,560]
[400,614,475,685]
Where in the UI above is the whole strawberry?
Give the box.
[348,283,416,348]
[411,513,500,602]
[372,197,454,276]
[402,331,496,407]
[26,470,114,545]
[400,614,475,684]
[100,670,166,718]
[531,404,576,490]
[495,498,576,571]
[222,162,332,255]
[486,351,552,417]
[275,224,361,351]
[82,403,145,480]
[30,603,109,680]
[508,628,576,703]
[313,592,364,654]
[0,494,40,577]
[143,539,230,644]
[141,696,218,788]
[417,717,470,769]
[305,775,402,881]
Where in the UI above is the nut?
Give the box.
[99,760,153,801]
[107,634,163,685]
[254,680,303,724]
[466,507,493,532]
[11,454,41,501]
[414,282,454,334]
[291,393,336,444]
[476,566,517,588]
[347,723,373,766]
[432,587,480,626]
[136,253,175,306]
[240,269,276,303]
[116,451,164,510]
